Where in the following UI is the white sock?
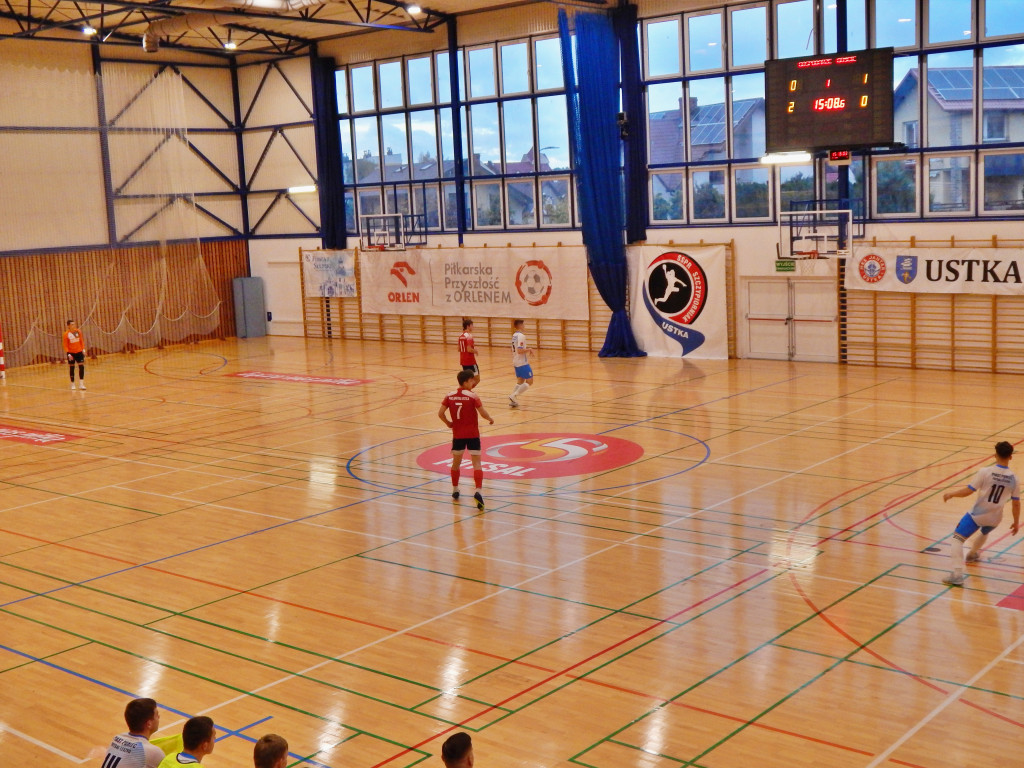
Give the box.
[950,536,965,576]
[513,382,529,397]
[968,532,988,558]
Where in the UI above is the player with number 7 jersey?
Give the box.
[439,369,494,510]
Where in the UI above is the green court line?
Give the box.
[443,558,780,731]
[771,640,1024,703]
[0,604,433,758]
[568,564,957,768]
[0,529,783,738]
[0,565,509,724]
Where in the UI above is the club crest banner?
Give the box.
[846,246,1024,294]
[358,247,590,320]
[627,245,728,359]
[301,249,357,298]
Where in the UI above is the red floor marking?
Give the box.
[790,573,1024,732]
[996,584,1024,611]
[4,524,932,767]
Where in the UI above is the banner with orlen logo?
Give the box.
[626,245,727,358]
[846,246,1024,294]
[358,247,589,319]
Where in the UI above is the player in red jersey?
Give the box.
[458,318,480,385]
[438,369,494,510]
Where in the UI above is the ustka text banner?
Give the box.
[846,246,1024,294]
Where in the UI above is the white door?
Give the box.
[746,277,837,362]
[746,279,790,360]
[791,279,838,362]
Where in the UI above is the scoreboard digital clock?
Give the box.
[765,47,894,153]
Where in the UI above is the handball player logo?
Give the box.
[642,251,708,356]
[515,260,553,306]
[858,253,886,283]
[417,432,644,479]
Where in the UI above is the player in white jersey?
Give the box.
[508,318,533,408]
[942,440,1020,586]
[102,698,180,768]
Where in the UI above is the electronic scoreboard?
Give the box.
[765,47,894,153]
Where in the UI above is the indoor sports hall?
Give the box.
[2,2,1024,768]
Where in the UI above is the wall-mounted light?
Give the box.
[287,185,317,194]
[759,151,813,165]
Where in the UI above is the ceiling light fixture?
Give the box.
[82,25,97,35]
[224,40,237,49]
[406,4,422,14]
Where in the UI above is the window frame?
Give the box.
[731,163,773,221]
[643,15,683,80]
[872,154,921,217]
[980,149,1024,214]
[684,9,725,76]
[924,151,975,216]
[726,2,768,71]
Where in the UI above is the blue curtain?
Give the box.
[559,10,645,358]
[615,3,648,245]
[311,56,345,249]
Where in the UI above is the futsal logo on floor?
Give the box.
[417,432,644,478]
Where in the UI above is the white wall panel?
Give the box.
[238,61,312,128]
[248,237,319,336]
[0,132,108,251]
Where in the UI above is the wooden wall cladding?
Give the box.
[0,239,248,367]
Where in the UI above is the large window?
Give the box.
[336,33,574,234]
[337,0,1024,235]
[640,0,1024,227]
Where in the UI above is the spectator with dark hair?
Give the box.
[158,716,215,768]
[101,698,181,768]
[441,732,474,768]
[253,733,289,768]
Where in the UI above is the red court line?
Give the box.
[4,524,934,766]
[0,526,547,668]
[789,573,1024,731]
[367,569,772,768]
[4,524,909,765]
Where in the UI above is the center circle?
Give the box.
[416,432,645,479]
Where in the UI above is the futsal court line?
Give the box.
[0,479,966,761]
[788,568,1024,747]
[7,446,792,768]
[0,639,337,768]
[838,595,1024,766]
[2,358,1007,765]
[578,566,953,768]
[0,723,88,763]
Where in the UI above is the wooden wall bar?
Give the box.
[840,238,1024,374]
[0,239,248,367]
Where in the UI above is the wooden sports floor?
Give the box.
[2,336,1024,768]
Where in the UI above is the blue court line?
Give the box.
[199,355,230,375]
[596,373,805,436]
[0,476,440,612]
[547,426,711,494]
[215,715,273,740]
[0,640,333,767]
[345,373,800,498]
